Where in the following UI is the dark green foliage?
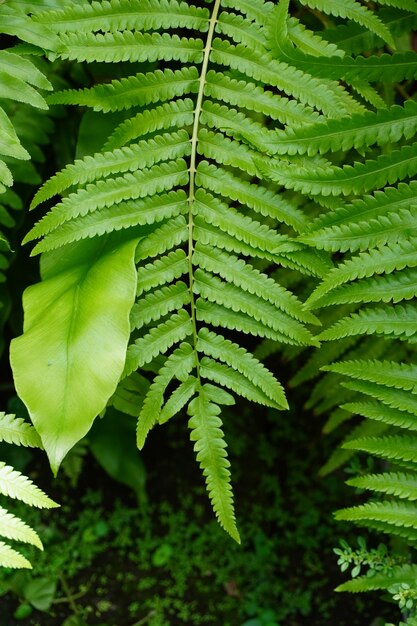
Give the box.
[1,0,417,623]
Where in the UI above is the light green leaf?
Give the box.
[10,235,139,473]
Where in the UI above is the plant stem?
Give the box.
[187,0,221,384]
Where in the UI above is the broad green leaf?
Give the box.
[10,235,138,473]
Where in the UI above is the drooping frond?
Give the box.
[13,0,417,558]
[188,387,240,542]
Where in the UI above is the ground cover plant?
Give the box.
[1,0,417,624]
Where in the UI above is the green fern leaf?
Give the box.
[193,189,291,254]
[325,360,417,393]
[301,207,417,255]
[136,250,188,296]
[25,159,189,244]
[194,269,317,347]
[130,281,190,330]
[306,181,417,236]
[200,356,278,409]
[341,401,417,431]
[0,413,42,448]
[297,0,395,47]
[124,309,193,376]
[343,434,417,466]
[319,418,388,477]
[0,541,31,569]
[336,564,417,593]
[34,0,210,34]
[195,161,307,232]
[318,304,417,342]
[32,192,188,254]
[217,10,265,50]
[0,462,58,508]
[159,376,198,424]
[204,70,321,128]
[47,67,200,112]
[197,328,288,409]
[188,387,239,542]
[268,100,417,156]
[193,244,319,325]
[135,215,188,262]
[0,506,42,549]
[221,0,273,26]
[136,343,196,447]
[343,379,417,416]
[347,472,417,501]
[259,142,417,196]
[105,98,194,150]
[335,501,417,541]
[306,238,417,308]
[195,299,309,346]
[31,130,191,209]
[210,39,347,118]
[57,31,204,64]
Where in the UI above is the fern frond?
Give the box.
[311,181,417,232]
[347,472,417,501]
[217,9,265,50]
[196,299,309,346]
[159,376,198,424]
[260,142,417,196]
[204,70,321,128]
[301,207,417,255]
[325,360,417,393]
[57,31,204,64]
[105,98,194,150]
[298,0,395,47]
[124,309,193,376]
[0,541,31,569]
[34,0,210,34]
[31,130,191,209]
[269,100,417,156]
[48,67,200,112]
[200,357,277,409]
[136,342,196,447]
[193,245,319,325]
[194,269,318,347]
[336,564,417,593]
[285,49,417,83]
[318,304,417,342]
[0,462,58,508]
[0,412,42,448]
[197,328,288,409]
[32,192,188,254]
[210,39,348,118]
[188,388,239,542]
[335,501,417,542]
[343,434,417,467]
[130,282,190,330]
[136,250,188,296]
[343,380,417,416]
[306,238,417,308]
[135,215,188,261]
[0,506,42,549]
[195,161,307,232]
[319,418,388,477]
[286,15,345,58]
[341,401,417,432]
[193,189,291,254]
[26,160,189,243]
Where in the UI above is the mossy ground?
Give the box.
[0,390,397,626]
